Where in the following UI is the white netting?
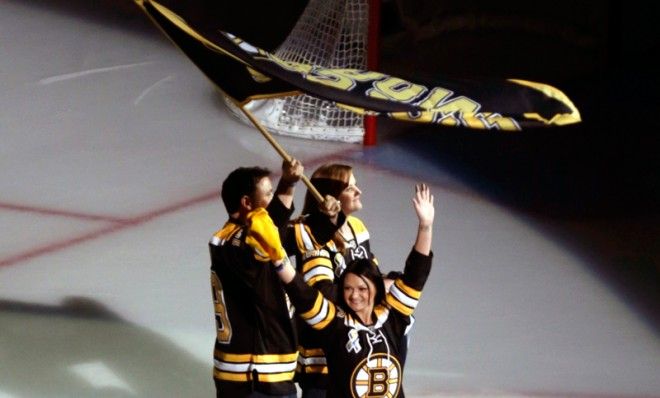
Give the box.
[225,0,370,143]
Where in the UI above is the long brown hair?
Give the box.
[300,163,353,250]
[301,163,353,216]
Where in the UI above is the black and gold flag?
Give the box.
[136,0,580,131]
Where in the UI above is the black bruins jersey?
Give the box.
[209,200,297,397]
[285,249,433,398]
[290,216,377,389]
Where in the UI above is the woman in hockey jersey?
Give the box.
[294,163,377,270]
[278,183,435,397]
[286,164,381,397]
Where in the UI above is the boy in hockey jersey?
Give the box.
[208,161,303,397]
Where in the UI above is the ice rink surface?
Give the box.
[1,1,658,397]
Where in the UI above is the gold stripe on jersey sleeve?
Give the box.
[394,279,422,299]
[385,294,414,316]
[307,274,332,286]
[297,346,328,374]
[298,347,325,357]
[305,365,329,374]
[300,293,324,320]
[302,256,332,274]
[299,293,336,330]
[314,302,336,330]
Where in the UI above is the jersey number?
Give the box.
[211,271,232,344]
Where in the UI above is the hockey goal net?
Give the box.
[224,0,377,143]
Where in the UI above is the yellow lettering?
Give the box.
[431,96,480,116]
[416,87,453,109]
[369,77,426,103]
[435,113,462,127]
[306,69,355,90]
[305,69,384,91]
[211,272,233,343]
[480,113,521,131]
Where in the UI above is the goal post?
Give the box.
[364,0,380,145]
[224,0,380,145]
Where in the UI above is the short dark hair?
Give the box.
[338,258,386,318]
[221,167,271,214]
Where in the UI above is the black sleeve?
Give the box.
[283,273,319,311]
[383,249,433,318]
[304,211,346,245]
[312,278,340,302]
[282,224,297,255]
[283,274,337,330]
[402,248,433,291]
[267,196,295,229]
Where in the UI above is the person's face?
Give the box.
[249,176,274,210]
[343,272,375,319]
[338,173,362,215]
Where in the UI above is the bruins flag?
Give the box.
[136,0,580,131]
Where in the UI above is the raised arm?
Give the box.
[412,183,434,256]
[247,211,337,332]
[382,184,435,317]
[275,158,304,210]
[268,158,304,229]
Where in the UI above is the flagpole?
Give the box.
[237,105,325,204]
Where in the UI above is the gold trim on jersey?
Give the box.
[392,278,421,299]
[385,278,421,316]
[213,350,298,382]
[215,351,298,363]
[210,222,243,247]
[306,274,331,286]
[346,216,370,245]
[295,223,323,252]
[303,365,329,374]
[372,306,390,323]
[350,353,402,398]
[297,347,329,374]
[298,347,325,357]
[213,369,296,383]
[302,257,334,285]
[301,256,332,273]
[300,293,324,319]
[299,292,336,330]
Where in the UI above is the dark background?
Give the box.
[373,1,660,330]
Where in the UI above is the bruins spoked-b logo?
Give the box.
[350,354,401,397]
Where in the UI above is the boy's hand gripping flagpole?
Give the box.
[237,104,325,204]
